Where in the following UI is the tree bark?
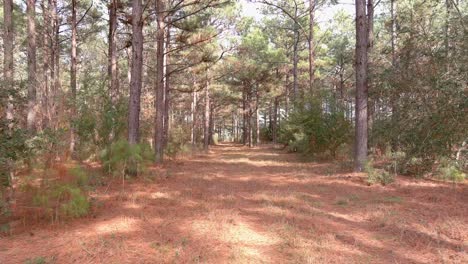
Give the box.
[308,0,315,92]
[272,97,278,144]
[354,0,369,171]
[128,0,143,145]
[191,89,197,145]
[42,0,51,128]
[108,0,119,103]
[390,0,397,68]
[52,0,60,130]
[367,0,374,131]
[242,85,247,144]
[69,0,77,154]
[27,0,37,132]
[163,19,172,148]
[255,88,260,145]
[203,69,210,150]
[4,0,14,127]
[154,0,166,162]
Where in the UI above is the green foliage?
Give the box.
[165,126,191,159]
[33,183,89,219]
[280,96,352,158]
[68,166,90,188]
[25,256,48,264]
[365,160,395,186]
[437,159,466,183]
[0,122,28,186]
[100,139,153,177]
[25,128,67,168]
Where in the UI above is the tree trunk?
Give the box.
[42,0,51,128]
[308,0,315,92]
[191,89,197,145]
[242,85,247,144]
[4,0,14,128]
[69,0,77,154]
[367,0,374,131]
[209,103,214,145]
[285,73,290,117]
[390,0,397,68]
[154,0,166,162]
[255,88,260,145]
[27,0,37,132]
[163,20,172,148]
[128,0,143,145]
[108,0,119,103]
[273,97,278,144]
[203,69,210,150]
[354,0,369,171]
[292,25,299,101]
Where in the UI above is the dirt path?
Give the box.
[1,144,467,263]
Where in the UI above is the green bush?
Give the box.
[165,126,191,159]
[100,139,153,177]
[437,159,466,183]
[68,166,90,187]
[33,184,89,219]
[279,96,352,158]
[365,160,395,186]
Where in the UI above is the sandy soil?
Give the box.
[1,143,467,263]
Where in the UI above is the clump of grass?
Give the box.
[378,196,403,204]
[25,256,48,264]
[334,199,348,206]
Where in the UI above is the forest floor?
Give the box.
[1,143,467,264]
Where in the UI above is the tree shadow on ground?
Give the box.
[1,143,466,263]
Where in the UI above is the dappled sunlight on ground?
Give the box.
[1,143,466,263]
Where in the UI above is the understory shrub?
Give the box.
[100,139,153,177]
[365,160,395,186]
[29,169,90,221]
[279,96,352,158]
[437,158,466,183]
[165,126,191,159]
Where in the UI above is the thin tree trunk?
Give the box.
[203,69,210,150]
[4,0,14,128]
[154,0,166,162]
[354,0,369,171]
[42,0,51,128]
[308,0,315,92]
[445,0,452,72]
[390,0,397,68]
[285,73,290,117]
[108,0,119,103]
[128,0,143,145]
[209,103,214,145]
[367,0,374,131]
[191,89,197,145]
[273,97,278,144]
[255,88,260,145]
[27,0,37,132]
[163,20,172,148]
[69,0,77,154]
[292,26,299,101]
[242,85,247,144]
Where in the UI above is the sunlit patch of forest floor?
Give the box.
[1,143,467,263]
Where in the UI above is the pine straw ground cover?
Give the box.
[1,144,466,264]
